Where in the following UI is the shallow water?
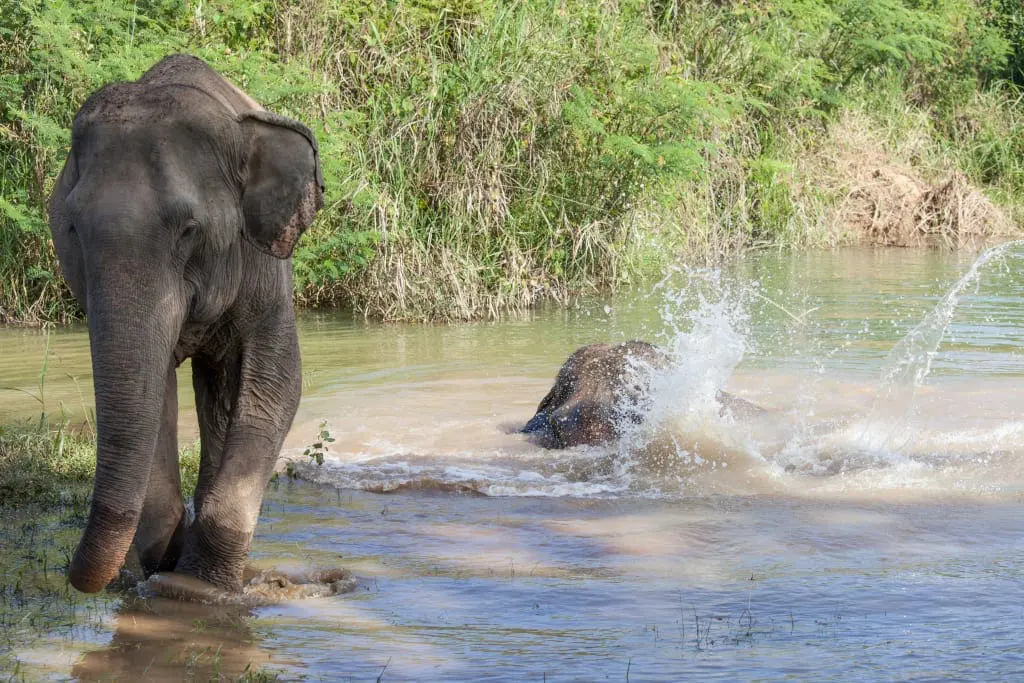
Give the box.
[2,246,1024,679]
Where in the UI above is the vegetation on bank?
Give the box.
[0,418,201,506]
[2,0,1023,323]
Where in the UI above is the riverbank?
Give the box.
[2,1,1023,323]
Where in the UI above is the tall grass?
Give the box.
[1,0,1021,323]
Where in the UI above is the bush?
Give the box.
[983,0,1024,85]
[0,0,1021,323]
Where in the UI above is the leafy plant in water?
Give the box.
[303,420,335,467]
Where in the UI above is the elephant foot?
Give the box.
[138,567,356,605]
[106,568,142,594]
[139,572,241,604]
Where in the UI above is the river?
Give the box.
[2,246,1023,680]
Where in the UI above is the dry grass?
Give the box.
[342,215,643,322]
[281,0,646,321]
[806,112,1017,248]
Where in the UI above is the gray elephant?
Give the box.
[47,54,324,595]
[521,341,763,448]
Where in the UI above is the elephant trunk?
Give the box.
[69,274,183,593]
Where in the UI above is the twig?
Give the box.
[750,290,818,325]
[376,656,391,682]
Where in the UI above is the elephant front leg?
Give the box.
[132,364,187,576]
[176,333,301,592]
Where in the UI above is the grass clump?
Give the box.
[1,0,1023,323]
[0,420,96,506]
[0,418,201,508]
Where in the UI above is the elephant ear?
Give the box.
[238,110,324,259]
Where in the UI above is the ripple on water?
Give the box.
[5,247,1024,679]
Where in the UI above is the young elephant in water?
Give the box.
[521,341,762,449]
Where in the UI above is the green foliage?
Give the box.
[982,0,1024,85]
[178,439,202,499]
[0,0,321,323]
[302,420,335,467]
[747,156,797,242]
[651,0,1011,118]
[0,0,1021,323]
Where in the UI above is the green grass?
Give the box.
[1,0,1022,323]
[0,420,97,507]
[0,418,201,507]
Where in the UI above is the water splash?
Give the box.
[771,240,1024,478]
[854,240,1024,452]
[610,267,759,485]
[295,244,1024,498]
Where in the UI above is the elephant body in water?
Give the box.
[521,341,762,449]
[47,54,324,595]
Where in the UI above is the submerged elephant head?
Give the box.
[522,341,765,449]
[521,341,671,449]
[47,55,323,593]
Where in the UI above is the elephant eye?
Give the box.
[68,223,76,234]
[181,219,200,237]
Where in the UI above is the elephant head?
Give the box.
[521,341,671,449]
[47,55,323,593]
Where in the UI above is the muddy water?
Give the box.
[3,246,1024,680]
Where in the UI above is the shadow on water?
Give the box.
[3,479,1024,679]
[238,483,1024,680]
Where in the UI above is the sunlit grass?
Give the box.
[0,419,201,507]
[1,0,1022,323]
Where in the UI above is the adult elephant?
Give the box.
[521,341,763,449]
[47,54,324,595]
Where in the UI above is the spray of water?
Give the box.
[301,242,1024,498]
[622,242,1024,488]
[768,240,1024,480]
[609,267,759,487]
[853,240,1024,453]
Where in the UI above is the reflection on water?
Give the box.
[71,598,272,681]
[2,246,1024,679]
[249,485,1024,680]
